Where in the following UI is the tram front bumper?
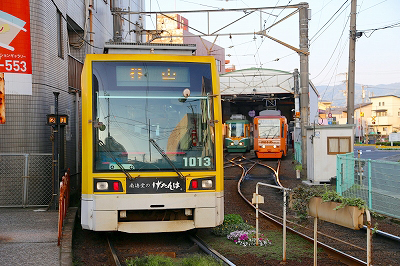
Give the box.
[81,191,224,233]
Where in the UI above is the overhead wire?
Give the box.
[311,13,350,80]
[360,21,400,38]
[310,0,349,42]
[253,0,293,70]
[50,0,103,50]
[358,0,388,13]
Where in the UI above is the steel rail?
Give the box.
[189,234,236,266]
[107,234,121,266]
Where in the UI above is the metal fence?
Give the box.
[337,153,400,219]
[294,141,302,164]
[0,154,53,207]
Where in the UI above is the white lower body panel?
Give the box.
[81,192,224,233]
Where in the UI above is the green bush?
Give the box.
[376,141,400,146]
[221,214,243,225]
[212,222,253,236]
[181,254,222,266]
[212,214,253,236]
[126,255,174,266]
[290,185,368,220]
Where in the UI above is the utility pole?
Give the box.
[299,3,309,169]
[347,0,357,124]
[339,72,348,107]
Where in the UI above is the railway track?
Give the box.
[225,154,400,265]
[106,231,235,266]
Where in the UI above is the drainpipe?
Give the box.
[89,0,94,53]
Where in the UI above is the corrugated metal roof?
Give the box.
[220,68,319,97]
[220,68,294,95]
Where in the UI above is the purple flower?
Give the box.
[239,234,248,241]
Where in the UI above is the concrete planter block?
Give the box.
[308,197,364,230]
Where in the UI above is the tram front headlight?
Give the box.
[202,179,213,188]
[273,145,277,148]
[230,142,234,146]
[94,179,123,192]
[189,177,215,190]
[239,142,244,146]
[96,181,109,191]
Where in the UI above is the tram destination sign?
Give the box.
[126,177,185,194]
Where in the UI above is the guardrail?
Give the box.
[58,169,70,246]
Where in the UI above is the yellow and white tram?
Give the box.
[81,53,224,233]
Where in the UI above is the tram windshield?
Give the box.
[92,61,215,172]
[258,119,280,139]
[227,123,245,137]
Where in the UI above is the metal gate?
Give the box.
[0,154,52,207]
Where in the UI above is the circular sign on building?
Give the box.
[248,110,255,117]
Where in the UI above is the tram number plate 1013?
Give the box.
[183,157,211,167]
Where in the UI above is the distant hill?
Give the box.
[315,82,400,107]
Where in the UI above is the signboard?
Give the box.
[0,0,32,95]
[126,177,185,194]
[389,133,400,142]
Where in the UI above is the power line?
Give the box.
[311,14,350,80]
[359,21,400,38]
[310,0,349,42]
[358,0,388,13]
[50,0,103,50]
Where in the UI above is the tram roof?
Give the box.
[219,68,319,97]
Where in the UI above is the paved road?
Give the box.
[353,146,400,161]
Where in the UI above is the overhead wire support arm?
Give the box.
[256,32,309,55]
[210,10,256,35]
[255,8,308,55]
[262,9,300,32]
[112,5,301,16]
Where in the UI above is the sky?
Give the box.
[142,0,400,87]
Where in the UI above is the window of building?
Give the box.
[57,10,63,58]
[327,137,351,155]
[376,111,387,117]
[382,102,385,106]
[383,127,388,132]
[379,102,381,106]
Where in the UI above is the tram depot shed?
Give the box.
[219,68,320,132]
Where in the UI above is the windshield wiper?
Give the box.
[98,140,133,179]
[149,138,185,180]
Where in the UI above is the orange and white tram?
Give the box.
[253,110,288,159]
